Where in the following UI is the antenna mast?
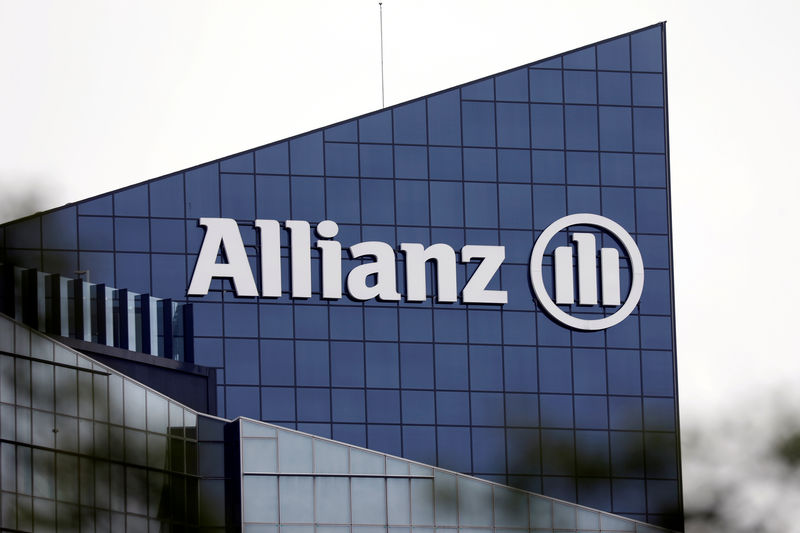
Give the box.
[379,2,385,108]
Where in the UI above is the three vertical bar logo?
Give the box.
[529,214,645,331]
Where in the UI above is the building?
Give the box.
[0,23,681,531]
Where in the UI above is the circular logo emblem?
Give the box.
[529,214,644,331]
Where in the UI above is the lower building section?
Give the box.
[0,313,676,532]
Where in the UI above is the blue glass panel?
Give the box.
[298,422,331,438]
[332,423,366,446]
[42,250,76,274]
[642,350,674,396]
[429,147,462,180]
[610,431,644,477]
[295,341,329,386]
[150,219,185,253]
[325,121,358,142]
[530,69,562,103]
[597,72,631,105]
[500,231,533,264]
[502,311,536,344]
[633,73,663,106]
[427,90,461,145]
[576,430,610,477]
[532,150,565,184]
[226,386,260,419]
[462,101,496,147]
[220,152,253,173]
[566,152,599,185]
[396,180,429,225]
[598,107,633,152]
[472,427,505,473]
[436,391,469,424]
[366,390,400,423]
[495,68,528,102]
[402,390,435,424]
[290,133,324,175]
[359,110,392,143]
[541,429,575,476]
[330,342,364,387]
[260,304,294,339]
[79,216,113,250]
[574,396,608,429]
[114,185,148,216]
[601,188,635,230]
[364,307,398,341]
[507,427,540,475]
[634,154,666,187]
[114,218,148,252]
[537,314,570,346]
[466,345,501,390]
[467,309,501,344]
[573,349,606,394]
[429,182,463,227]
[403,426,436,465]
[635,189,668,233]
[395,145,428,179]
[225,339,259,385]
[293,306,327,339]
[567,186,600,214]
[633,108,665,153]
[640,269,671,314]
[399,343,433,389]
[42,207,77,250]
[255,142,289,174]
[433,309,467,342]
[437,427,471,471]
[462,78,493,100]
[291,177,325,221]
[186,164,220,218]
[531,104,564,149]
[637,234,669,269]
[393,101,426,144]
[612,479,645,513]
[564,47,595,69]
[115,253,150,294]
[332,389,365,423]
[608,396,642,430]
[359,144,393,178]
[398,308,432,342]
[329,306,362,340]
[540,395,573,428]
[597,37,630,71]
[538,348,571,393]
[497,149,530,183]
[194,338,223,367]
[471,392,503,426]
[361,224,394,244]
[607,350,641,395]
[505,392,538,426]
[631,27,662,72]
[297,388,330,422]
[223,303,258,337]
[261,387,295,421]
[600,153,633,186]
[464,182,497,228]
[644,435,678,478]
[535,56,562,69]
[565,105,598,150]
[78,195,112,216]
[496,103,530,148]
[435,344,468,389]
[191,302,224,337]
[325,143,359,177]
[643,398,675,431]
[504,347,537,392]
[564,70,596,104]
[368,425,401,455]
[463,148,496,181]
[365,342,399,387]
[260,340,294,385]
[256,175,290,221]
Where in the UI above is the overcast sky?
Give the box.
[1,0,799,429]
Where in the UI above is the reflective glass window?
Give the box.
[332,389,365,423]
[531,104,564,149]
[464,182,497,228]
[256,175,291,220]
[330,342,364,387]
[395,180,429,225]
[563,47,595,69]
[437,427,471,472]
[541,429,575,476]
[470,392,503,425]
[428,147,462,180]
[631,27,663,72]
[598,71,631,105]
[462,102,496,148]
[290,133,324,175]
[429,182,463,226]
[573,349,606,394]
[633,107,665,153]
[607,350,641,395]
[220,174,255,219]
[565,105,598,150]
[401,390,435,424]
[532,150,565,183]
[256,142,289,174]
[597,37,630,71]
[364,308,398,342]
[564,70,596,104]
[436,391,468,424]
[368,424,401,455]
[427,90,461,145]
[359,111,392,143]
[226,386,260,419]
[463,148,496,181]
[471,427,506,473]
[261,387,295,421]
[538,348,572,393]
[462,78,493,100]
[574,396,609,429]
[642,350,674,396]
[42,207,77,250]
[608,396,642,430]
[506,393,539,426]
[291,177,324,221]
[186,164,220,218]
[326,177,360,223]
[499,184,532,229]
[495,68,528,102]
[360,179,395,223]
[498,149,531,183]
[634,153,666,187]
[329,306,362,340]
[77,195,112,216]
[393,101,426,144]
[79,216,113,250]
[366,390,400,423]
[294,306,328,340]
[398,309,432,343]
[635,189,668,233]
[399,343,433,389]
[541,394,573,428]
[633,73,663,106]
[598,106,633,152]
[530,69,562,103]
[395,145,427,179]
[295,341,329,386]
[434,344,468,389]
[149,174,184,218]
[115,253,150,294]
[224,339,259,385]
[325,143,359,177]
[644,397,675,431]
[496,102,529,148]
[566,152,599,185]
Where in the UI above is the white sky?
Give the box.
[1,0,799,433]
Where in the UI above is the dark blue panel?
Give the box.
[225,339,259,385]
[333,424,366,446]
[429,147,462,180]
[645,434,678,478]
[497,149,530,183]
[609,396,642,430]
[360,144,393,178]
[325,121,358,142]
[324,143,359,177]
[644,398,675,431]
[332,389,365,423]
[260,340,294,385]
[567,185,600,214]
[226,386,259,419]
[467,309,502,344]
[471,392,503,426]
[79,216,113,250]
[564,70,596,104]
[402,390,435,424]
[436,391,469,424]
[79,251,113,284]
[366,390,400,423]
[295,341,329,386]
[462,78,493,100]
[290,133,324,175]
[78,195,112,216]
[256,175,291,221]
[565,105,598,150]
[610,431,644,477]
[564,47,595,69]
[598,72,631,105]
[496,103,530,148]
[573,349,606,394]
[115,253,150,294]
[293,306,328,339]
[635,189,668,233]
[631,27,663,72]
[464,182,497,228]
[150,219,185,253]
[601,188,636,230]
[640,269,671,314]
[506,392,538,426]
[400,343,433,389]
[642,351,674,396]
[42,207,77,250]
[463,148,496,181]
[495,68,528,102]
[502,311,536,344]
[607,350,641,395]
[359,110,392,143]
[114,185,149,216]
[472,427,505,473]
[633,73,663,106]
[575,396,608,429]
[530,69,562,103]
[186,164,219,218]
[255,142,289,174]
[434,344,468,390]
[395,145,428,179]
[329,306,362,340]
[433,309,467,343]
[393,101,426,144]
[600,153,633,185]
[191,302,224,337]
[633,108,665,153]
[576,430,610,476]
[403,426,436,465]
[613,479,646,513]
[395,181,429,225]
[220,152,253,173]
[368,425,401,456]
[532,150,565,183]
[291,177,325,221]
[429,182,463,227]
[637,234,669,269]
[566,152,599,185]
[507,427,540,474]
[259,304,294,339]
[634,154,666,187]
[331,342,364,387]
[364,307,398,341]
[541,429,575,475]
[462,101,496,147]
[541,395,573,428]
[427,90,461,145]
[398,308,432,342]
[597,37,630,71]
[42,251,77,275]
[151,254,186,299]
[365,342,399,387]
[261,387,296,421]
[504,347,537,392]
[297,388,330,422]
[469,345,502,390]
[531,104,564,149]
[538,348,572,393]
[599,107,633,152]
[437,427,471,472]
[115,218,149,252]
[325,178,360,224]
[194,338,223,367]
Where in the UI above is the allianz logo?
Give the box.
[188,214,644,331]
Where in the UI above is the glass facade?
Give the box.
[0,23,680,530]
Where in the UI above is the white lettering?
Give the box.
[400,243,457,303]
[460,245,507,304]
[347,241,401,301]
[285,220,311,298]
[316,220,342,299]
[187,218,258,297]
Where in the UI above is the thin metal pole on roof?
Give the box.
[379,1,385,108]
